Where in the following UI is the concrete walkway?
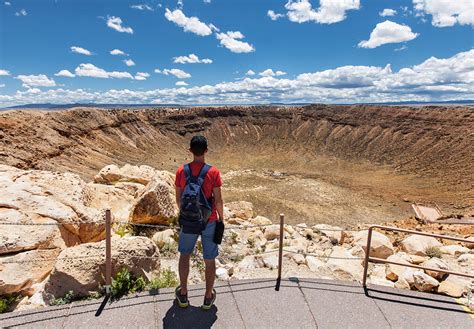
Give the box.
[1,278,472,328]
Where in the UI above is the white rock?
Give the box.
[249,215,272,226]
[385,253,411,281]
[457,253,474,266]
[421,257,449,280]
[247,230,267,248]
[237,256,258,270]
[400,235,442,256]
[292,253,306,265]
[438,275,471,298]
[462,236,474,249]
[326,247,363,281]
[370,277,395,288]
[216,267,229,280]
[440,245,470,256]
[264,225,281,240]
[306,256,326,272]
[398,268,417,288]
[413,271,439,292]
[262,254,279,270]
[312,224,344,245]
[152,229,176,248]
[354,230,394,259]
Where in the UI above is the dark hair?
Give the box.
[190,135,208,156]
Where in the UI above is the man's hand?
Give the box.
[213,186,224,222]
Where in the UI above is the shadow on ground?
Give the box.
[162,301,217,329]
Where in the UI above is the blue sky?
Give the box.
[0,0,473,106]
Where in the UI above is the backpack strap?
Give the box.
[183,164,192,184]
[197,164,211,183]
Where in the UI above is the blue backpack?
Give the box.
[178,163,213,234]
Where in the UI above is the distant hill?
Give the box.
[2,100,474,110]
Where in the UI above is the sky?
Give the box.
[0,0,473,106]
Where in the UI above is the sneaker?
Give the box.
[202,289,216,310]
[175,286,189,308]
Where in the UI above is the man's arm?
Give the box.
[213,187,224,221]
[175,186,182,209]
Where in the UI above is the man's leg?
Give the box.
[179,253,191,295]
[201,221,218,300]
[177,230,198,295]
[204,259,216,298]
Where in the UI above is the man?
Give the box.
[174,135,223,310]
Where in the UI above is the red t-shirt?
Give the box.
[175,162,222,222]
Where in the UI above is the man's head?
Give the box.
[189,135,208,156]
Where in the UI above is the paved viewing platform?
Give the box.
[1,278,472,328]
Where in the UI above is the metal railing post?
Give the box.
[275,213,284,291]
[105,209,112,295]
[362,226,373,288]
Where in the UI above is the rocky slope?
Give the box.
[0,105,472,222]
[0,164,472,313]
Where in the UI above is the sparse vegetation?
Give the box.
[50,290,75,306]
[425,246,442,258]
[160,241,178,258]
[0,296,17,313]
[111,268,146,300]
[114,223,135,237]
[230,231,239,244]
[148,268,178,290]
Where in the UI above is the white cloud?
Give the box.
[134,72,150,81]
[176,81,188,86]
[157,68,192,79]
[204,0,211,3]
[246,70,256,76]
[394,45,408,52]
[285,0,360,24]
[110,49,127,56]
[55,70,75,78]
[173,54,213,64]
[107,16,134,34]
[130,4,154,11]
[4,2,11,6]
[75,63,134,79]
[0,69,10,76]
[3,50,473,107]
[0,84,5,88]
[216,31,255,53]
[123,59,136,66]
[16,74,56,88]
[164,9,213,36]
[413,0,474,27]
[358,20,419,49]
[379,8,397,17]
[259,69,287,77]
[267,10,284,21]
[15,9,27,16]
[70,46,92,56]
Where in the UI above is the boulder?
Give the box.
[83,182,141,222]
[264,225,281,241]
[249,216,272,226]
[462,236,474,249]
[247,230,267,248]
[306,256,326,272]
[421,257,449,280]
[327,247,363,281]
[224,201,253,220]
[284,225,296,236]
[262,254,278,270]
[236,256,258,270]
[0,166,105,245]
[457,253,474,266]
[129,172,178,225]
[94,164,157,185]
[152,229,176,248]
[370,277,395,288]
[407,255,427,265]
[312,224,345,245]
[385,253,411,281]
[400,235,442,256]
[413,271,439,292]
[216,267,229,280]
[292,253,306,265]
[439,245,470,256]
[45,236,160,297]
[398,268,417,288]
[354,230,394,259]
[0,249,60,295]
[438,275,471,298]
